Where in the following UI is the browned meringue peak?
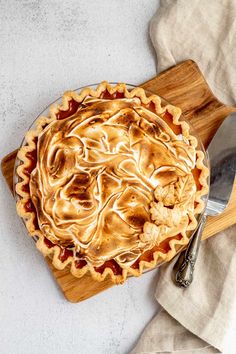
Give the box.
[30,97,197,268]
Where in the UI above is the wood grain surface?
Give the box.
[2,60,236,302]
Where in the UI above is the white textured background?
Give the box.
[0,1,236,354]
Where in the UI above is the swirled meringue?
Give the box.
[30,96,197,268]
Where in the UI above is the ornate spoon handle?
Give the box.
[174,214,207,288]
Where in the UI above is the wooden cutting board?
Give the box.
[1,60,236,303]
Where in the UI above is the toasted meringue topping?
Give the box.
[30,96,197,268]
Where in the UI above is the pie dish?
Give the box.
[15,82,209,284]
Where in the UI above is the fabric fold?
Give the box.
[132,228,236,353]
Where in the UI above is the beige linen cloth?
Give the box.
[131,1,236,353]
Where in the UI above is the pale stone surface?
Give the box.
[0,1,235,354]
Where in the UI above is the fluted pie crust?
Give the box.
[15,82,208,284]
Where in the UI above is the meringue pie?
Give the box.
[15,82,208,284]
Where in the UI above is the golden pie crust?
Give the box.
[15,82,209,284]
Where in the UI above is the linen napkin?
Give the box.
[131,1,236,353]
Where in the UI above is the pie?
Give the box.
[15,82,209,284]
